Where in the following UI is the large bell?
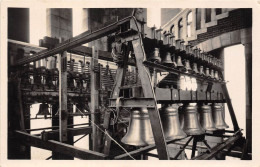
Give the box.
[36,103,51,118]
[149,48,161,63]
[160,104,187,140]
[182,103,205,135]
[162,52,174,65]
[212,103,229,129]
[121,107,154,146]
[198,104,217,131]
[199,66,205,76]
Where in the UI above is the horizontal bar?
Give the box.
[26,123,90,132]
[143,61,224,85]
[14,16,133,66]
[15,130,107,160]
[114,137,186,159]
[192,134,242,160]
[41,126,92,141]
[109,98,156,108]
[22,91,89,97]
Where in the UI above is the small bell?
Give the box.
[214,71,219,80]
[149,48,161,63]
[36,103,51,119]
[198,104,217,131]
[210,69,215,79]
[162,52,174,65]
[192,63,199,74]
[205,68,211,78]
[177,56,184,69]
[160,104,187,140]
[212,103,229,130]
[199,66,205,76]
[184,60,192,72]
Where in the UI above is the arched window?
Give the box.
[178,18,183,39]
[187,12,192,37]
[170,25,175,36]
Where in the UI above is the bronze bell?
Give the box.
[198,104,217,131]
[214,71,219,80]
[192,63,199,74]
[205,68,211,78]
[212,103,229,129]
[162,52,174,64]
[182,103,205,135]
[160,104,187,140]
[210,69,215,79]
[149,48,161,63]
[199,66,205,76]
[184,60,192,72]
[36,103,51,118]
[121,107,154,146]
[177,56,184,69]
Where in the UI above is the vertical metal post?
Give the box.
[59,51,68,142]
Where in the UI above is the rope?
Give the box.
[78,108,136,160]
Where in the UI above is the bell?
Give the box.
[205,68,211,78]
[160,104,187,140]
[162,52,174,65]
[214,71,219,80]
[177,56,184,69]
[198,104,217,131]
[149,48,161,63]
[184,60,192,72]
[210,69,215,79]
[121,107,154,146]
[182,103,205,135]
[199,66,205,76]
[192,63,199,74]
[212,103,229,129]
[171,53,178,67]
[36,103,51,118]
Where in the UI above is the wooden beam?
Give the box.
[14,16,132,66]
[42,127,92,141]
[15,131,107,160]
[221,83,239,131]
[90,46,101,151]
[59,51,68,142]
[132,36,169,160]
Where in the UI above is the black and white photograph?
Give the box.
[0,0,259,166]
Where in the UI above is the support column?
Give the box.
[244,42,252,153]
[191,9,196,36]
[90,46,101,152]
[201,9,206,28]
[211,8,216,21]
[182,17,187,41]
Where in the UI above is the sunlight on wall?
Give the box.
[29,7,46,45]
[224,44,246,135]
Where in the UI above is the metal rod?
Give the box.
[25,123,90,132]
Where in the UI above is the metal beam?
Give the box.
[41,126,92,141]
[14,16,132,66]
[15,131,107,160]
[192,134,242,160]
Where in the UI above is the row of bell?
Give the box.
[121,103,229,147]
[150,50,221,80]
[36,103,89,119]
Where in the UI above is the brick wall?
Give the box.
[189,8,252,46]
